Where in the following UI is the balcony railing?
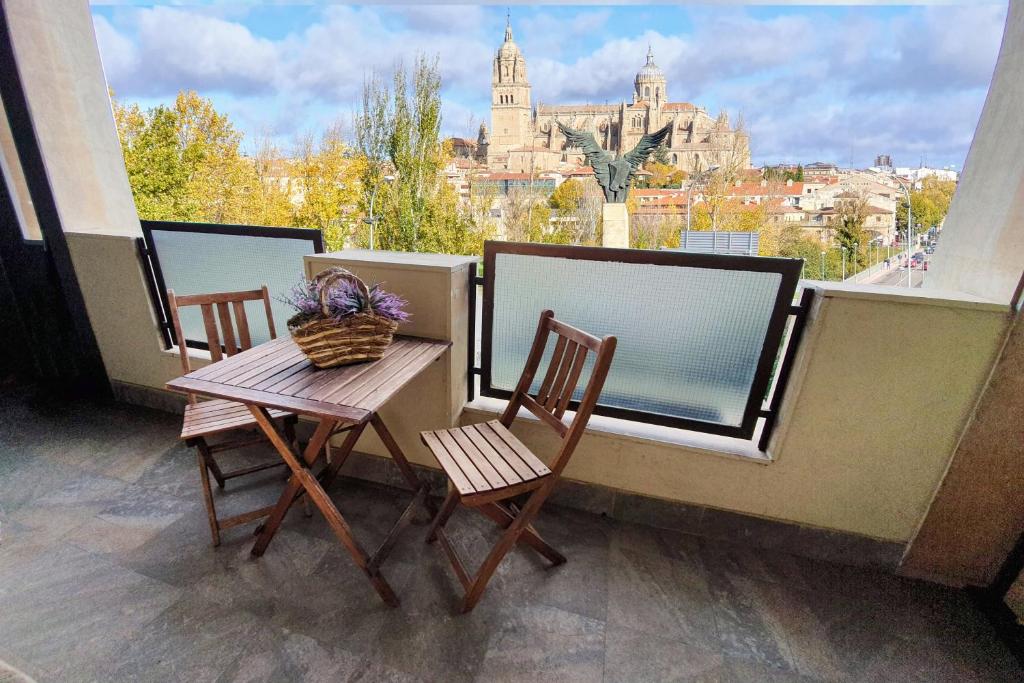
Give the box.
[138,221,323,350]
[473,241,810,446]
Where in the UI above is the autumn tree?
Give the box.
[247,135,296,228]
[112,89,293,226]
[896,176,957,236]
[290,123,365,250]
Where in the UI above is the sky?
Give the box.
[89,2,1008,169]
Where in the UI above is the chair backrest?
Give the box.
[499,309,616,477]
[166,285,277,403]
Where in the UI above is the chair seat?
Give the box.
[181,399,292,440]
[421,420,551,502]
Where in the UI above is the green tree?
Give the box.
[114,102,193,220]
[896,177,957,237]
[353,55,487,254]
[832,194,869,268]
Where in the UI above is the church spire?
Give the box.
[504,10,513,43]
[646,45,655,65]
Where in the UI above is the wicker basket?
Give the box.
[288,267,399,369]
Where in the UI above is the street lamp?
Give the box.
[820,250,826,280]
[683,164,720,235]
[841,245,847,280]
[892,175,913,289]
[363,174,395,250]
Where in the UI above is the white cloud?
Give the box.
[92,4,1006,167]
[92,14,138,86]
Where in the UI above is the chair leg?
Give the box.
[195,441,221,547]
[477,502,566,566]
[426,487,459,544]
[461,521,522,613]
[460,486,554,613]
[200,444,227,490]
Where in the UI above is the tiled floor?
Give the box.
[0,387,1019,682]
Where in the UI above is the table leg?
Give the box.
[370,413,438,515]
[247,407,399,607]
[251,417,337,557]
[365,413,437,571]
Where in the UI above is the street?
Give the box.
[870,264,925,287]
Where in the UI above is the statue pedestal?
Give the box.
[602,203,629,249]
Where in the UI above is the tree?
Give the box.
[503,186,550,243]
[290,123,365,250]
[896,176,957,236]
[173,90,253,224]
[353,55,488,254]
[549,178,584,213]
[630,213,679,250]
[114,100,193,221]
[247,135,296,228]
[832,194,870,268]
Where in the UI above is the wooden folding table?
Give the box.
[167,335,450,606]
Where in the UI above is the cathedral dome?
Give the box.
[634,46,665,85]
[634,46,667,103]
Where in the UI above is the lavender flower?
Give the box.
[280,274,410,324]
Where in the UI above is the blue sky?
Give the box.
[90,2,1007,169]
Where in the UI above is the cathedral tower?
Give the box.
[490,16,532,159]
[634,46,667,107]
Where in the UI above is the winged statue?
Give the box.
[557,121,672,203]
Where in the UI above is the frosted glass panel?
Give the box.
[489,253,783,429]
[151,229,318,347]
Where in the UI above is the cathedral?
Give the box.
[481,18,751,175]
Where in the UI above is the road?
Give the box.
[870,265,924,288]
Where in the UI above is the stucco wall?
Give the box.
[5,0,139,237]
[466,284,1007,543]
[925,0,1024,303]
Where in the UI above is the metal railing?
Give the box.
[138,221,323,350]
[470,241,811,446]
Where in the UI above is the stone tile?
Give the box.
[607,537,719,650]
[0,390,1020,683]
[721,657,822,683]
[476,604,606,682]
[67,481,201,555]
[703,554,798,672]
[81,593,281,683]
[699,539,813,593]
[549,479,616,516]
[699,508,804,553]
[604,626,725,682]
[612,492,705,535]
[792,526,904,571]
[222,630,420,683]
[0,544,182,680]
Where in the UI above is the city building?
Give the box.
[487,18,750,174]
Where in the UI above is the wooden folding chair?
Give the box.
[420,309,617,612]
[167,285,302,546]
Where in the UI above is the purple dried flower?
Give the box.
[280,273,410,324]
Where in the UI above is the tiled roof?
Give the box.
[726,182,804,197]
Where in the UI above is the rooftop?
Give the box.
[0,386,1016,682]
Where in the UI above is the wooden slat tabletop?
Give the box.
[167,336,451,423]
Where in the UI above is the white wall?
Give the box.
[4,0,139,237]
[926,1,1024,303]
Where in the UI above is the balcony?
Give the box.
[2,1,1024,681]
[2,387,1018,681]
